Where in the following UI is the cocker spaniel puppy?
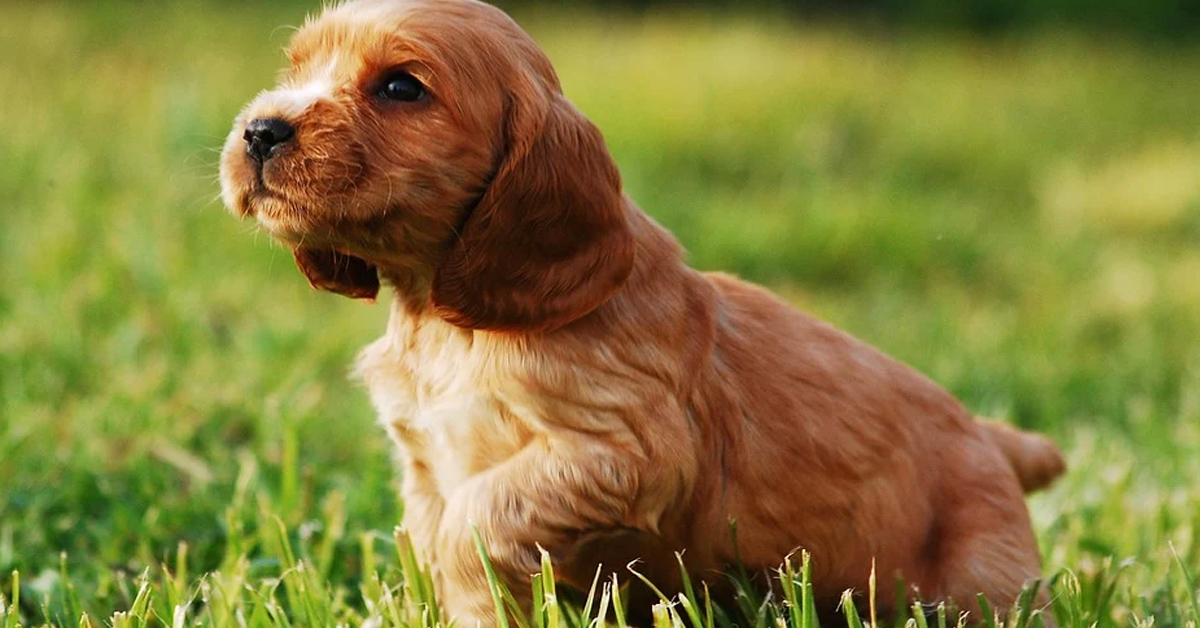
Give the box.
[219,0,1065,625]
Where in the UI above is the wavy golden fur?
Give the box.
[219,1,1066,625]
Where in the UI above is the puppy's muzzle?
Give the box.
[243,117,295,164]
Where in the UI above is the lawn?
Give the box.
[2,1,1199,627]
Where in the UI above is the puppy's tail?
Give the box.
[979,420,1065,493]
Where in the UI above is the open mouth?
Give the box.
[292,246,380,301]
[228,170,382,301]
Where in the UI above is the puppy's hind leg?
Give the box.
[921,454,1051,625]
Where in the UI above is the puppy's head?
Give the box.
[220,0,634,331]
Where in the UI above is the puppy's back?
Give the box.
[682,272,1026,602]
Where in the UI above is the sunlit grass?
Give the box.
[1,1,1199,626]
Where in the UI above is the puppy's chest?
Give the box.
[356,327,532,497]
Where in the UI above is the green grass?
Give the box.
[2,1,1200,626]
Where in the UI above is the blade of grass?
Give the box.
[976,594,996,628]
[533,574,547,628]
[675,553,705,628]
[596,582,613,628]
[779,561,799,628]
[704,583,716,628]
[911,601,929,628]
[1170,542,1200,626]
[581,564,604,628]
[4,571,19,628]
[800,551,818,628]
[472,525,512,628]
[628,561,672,606]
[539,547,561,628]
[1010,579,1040,628]
[869,560,878,628]
[841,590,865,628]
[611,575,628,628]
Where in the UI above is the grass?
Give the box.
[2,1,1200,626]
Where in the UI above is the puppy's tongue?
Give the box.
[292,247,380,302]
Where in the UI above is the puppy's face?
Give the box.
[220,0,504,296]
[220,0,635,330]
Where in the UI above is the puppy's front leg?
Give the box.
[434,441,652,628]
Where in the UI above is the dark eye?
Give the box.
[378,71,426,102]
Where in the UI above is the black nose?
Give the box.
[243,118,295,164]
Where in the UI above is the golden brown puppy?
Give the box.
[219,1,1066,625]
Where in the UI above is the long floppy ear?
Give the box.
[292,246,380,302]
[431,83,635,332]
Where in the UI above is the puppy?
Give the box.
[219,0,1065,625]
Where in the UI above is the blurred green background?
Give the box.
[2,0,1200,626]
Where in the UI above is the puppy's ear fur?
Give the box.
[431,76,635,332]
[293,247,380,302]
